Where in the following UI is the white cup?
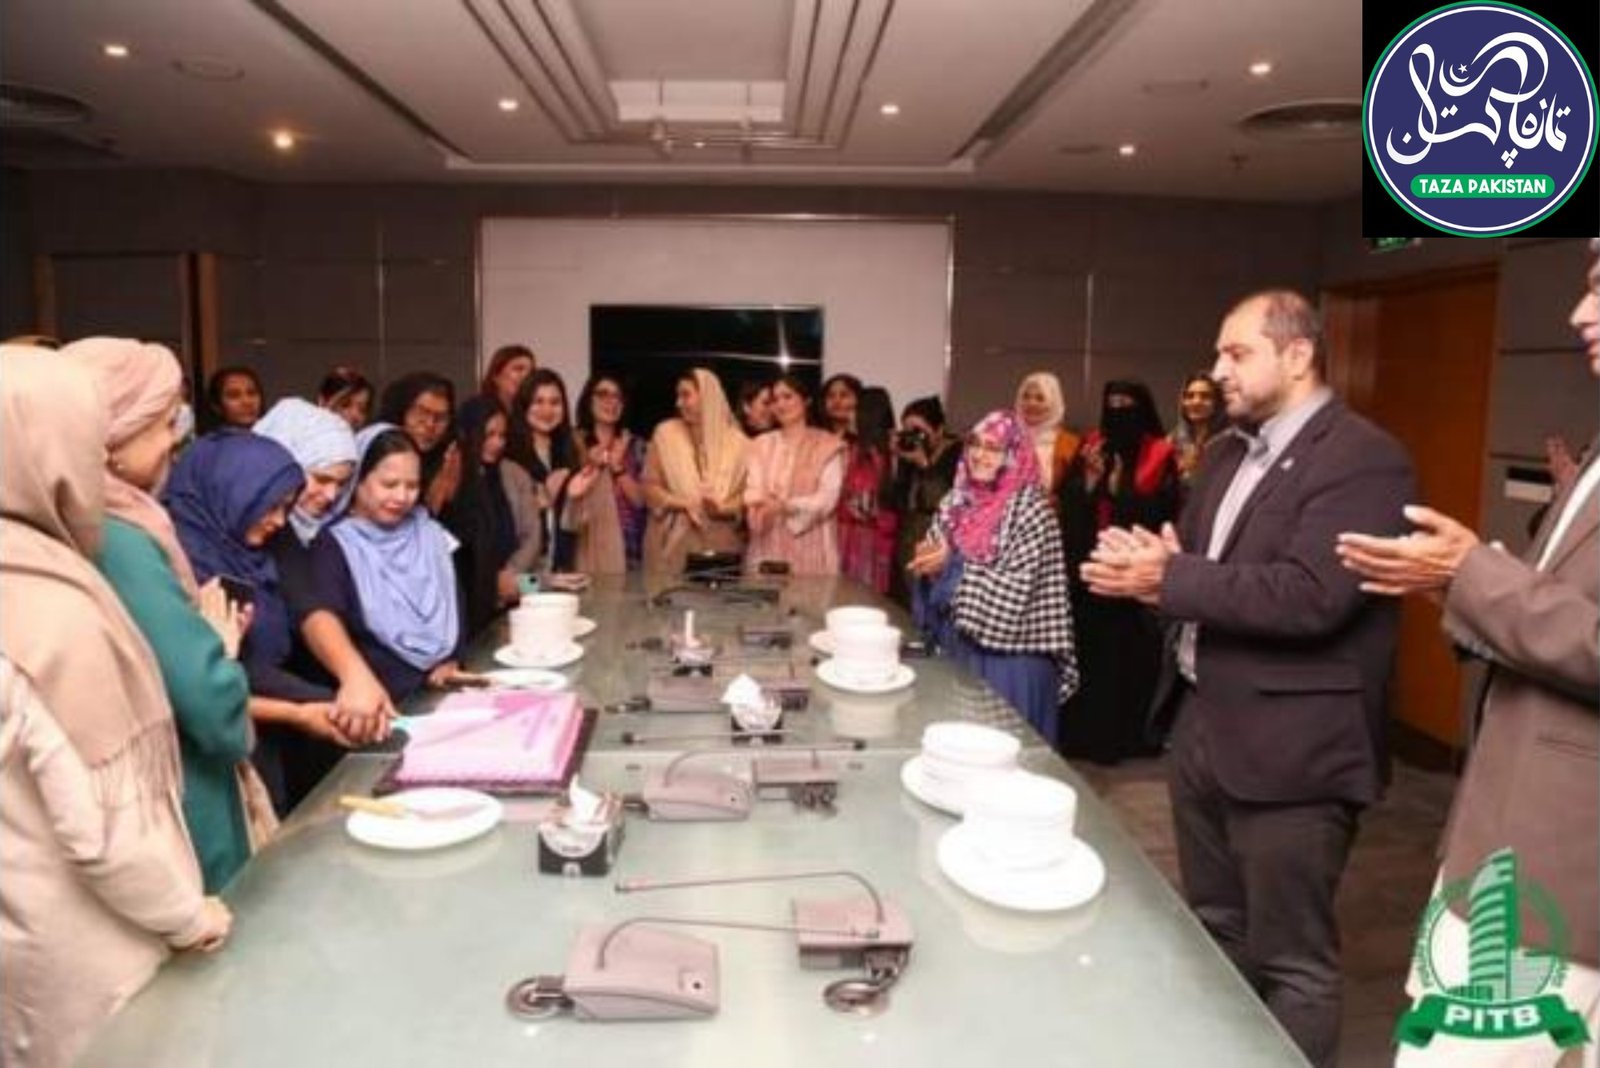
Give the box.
[964,772,1077,871]
[917,722,1022,809]
[830,622,901,685]
[511,607,572,662]
[519,592,580,637]
[826,606,887,642]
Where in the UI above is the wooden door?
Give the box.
[1324,269,1498,749]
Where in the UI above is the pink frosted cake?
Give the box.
[391,691,587,791]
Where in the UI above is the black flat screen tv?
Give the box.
[590,305,823,435]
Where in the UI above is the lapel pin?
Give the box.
[1280,457,1296,471]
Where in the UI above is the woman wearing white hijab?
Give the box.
[1014,371,1082,495]
[247,399,363,811]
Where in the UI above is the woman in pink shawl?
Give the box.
[743,374,845,574]
[908,408,1077,745]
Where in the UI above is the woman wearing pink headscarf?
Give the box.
[908,408,1078,745]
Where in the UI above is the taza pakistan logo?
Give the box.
[1364,2,1597,236]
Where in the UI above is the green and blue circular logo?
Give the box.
[1364,2,1597,237]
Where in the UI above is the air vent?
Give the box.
[0,84,93,127]
[1237,100,1360,140]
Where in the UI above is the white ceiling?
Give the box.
[0,0,1365,201]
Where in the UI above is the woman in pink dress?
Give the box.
[743,375,845,574]
[836,386,899,593]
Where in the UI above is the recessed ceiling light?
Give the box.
[879,102,900,117]
[692,140,706,149]
[497,97,519,112]
[1249,60,1273,77]
[103,43,130,59]
[1117,143,1137,157]
[270,130,296,152]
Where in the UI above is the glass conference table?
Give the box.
[80,575,1307,1067]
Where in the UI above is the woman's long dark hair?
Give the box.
[854,385,896,506]
[507,368,578,479]
[820,373,864,435]
[574,374,629,448]
[480,344,536,400]
[769,372,819,428]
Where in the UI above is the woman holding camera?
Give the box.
[743,374,845,574]
[889,396,961,604]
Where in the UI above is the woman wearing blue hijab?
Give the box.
[295,425,467,740]
[166,430,356,812]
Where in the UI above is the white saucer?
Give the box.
[900,754,964,816]
[807,630,836,656]
[572,617,597,639]
[937,822,1106,913]
[483,668,569,692]
[493,642,585,670]
[815,659,915,694]
[345,788,503,852]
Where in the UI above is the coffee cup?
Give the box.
[826,606,887,643]
[511,607,572,662]
[963,772,1077,871]
[830,622,901,686]
[519,592,580,637]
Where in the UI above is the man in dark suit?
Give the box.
[1339,240,1599,1067]
[1082,289,1416,1068]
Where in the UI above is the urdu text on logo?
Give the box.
[1364,2,1597,237]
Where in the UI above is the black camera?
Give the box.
[894,429,928,452]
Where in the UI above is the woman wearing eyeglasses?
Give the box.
[564,375,647,572]
[908,409,1078,746]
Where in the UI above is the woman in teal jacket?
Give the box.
[67,337,266,892]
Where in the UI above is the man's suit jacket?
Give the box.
[1153,397,1416,806]
[1439,447,1599,965]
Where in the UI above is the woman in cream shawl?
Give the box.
[641,368,749,573]
[0,348,231,1068]
[1015,371,1081,495]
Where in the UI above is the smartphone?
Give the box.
[217,574,256,608]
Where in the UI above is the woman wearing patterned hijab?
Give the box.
[0,347,230,1067]
[65,337,259,892]
[909,408,1078,744]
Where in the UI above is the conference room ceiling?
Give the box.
[0,0,1364,201]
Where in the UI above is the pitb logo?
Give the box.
[1397,849,1592,1050]
[1364,2,1597,236]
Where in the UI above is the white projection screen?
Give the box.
[477,217,951,417]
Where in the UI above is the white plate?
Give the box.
[900,755,964,816]
[483,668,569,692]
[345,788,503,852]
[807,630,836,656]
[815,659,915,694]
[493,642,585,670]
[572,617,597,639]
[937,822,1106,913]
